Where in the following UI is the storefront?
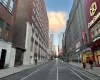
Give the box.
[88,34,100,66]
[83,51,91,63]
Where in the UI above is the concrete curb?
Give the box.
[69,64,100,77]
[0,61,48,79]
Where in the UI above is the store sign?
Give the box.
[88,2,100,28]
[90,2,97,16]
[93,37,100,42]
[88,12,100,28]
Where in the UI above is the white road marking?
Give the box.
[21,69,39,80]
[21,63,48,80]
[71,67,94,80]
[57,68,58,80]
[69,68,84,80]
[56,59,58,80]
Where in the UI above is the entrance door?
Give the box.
[14,49,24,67]
[0,49,7,69]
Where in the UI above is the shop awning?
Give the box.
[80,43,88,51]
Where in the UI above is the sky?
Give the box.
[45,0,73,49]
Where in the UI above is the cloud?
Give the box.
[48,11,67,32]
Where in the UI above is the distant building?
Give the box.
[58,32,64,51]
[49,37,56,56]
[50,33,54,44]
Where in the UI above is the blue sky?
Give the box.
[45,0,73,13]
[45,0,73,46]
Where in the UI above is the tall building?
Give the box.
[62,32,66,56]
[58,32,63,51]
[49,38,52,50]
[0,0,18,68]
[63,0,100,66]
[49,37,56,56]
[13,0,49,66]
[64,0,89,62]
[50,33,54,44]
[84,0,100,66]
[58,32,63,55]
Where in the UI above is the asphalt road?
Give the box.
[0,59,100,80]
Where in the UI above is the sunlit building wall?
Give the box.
[13,0,49,65]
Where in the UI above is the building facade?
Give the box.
[64,0,89,62]
[0,0,18,68]
[13,0,49,66]
[84,0,100,66]
[58,32,63,51]
[50,33,54,44]
[62,32,66,56]
[49,37,56,57]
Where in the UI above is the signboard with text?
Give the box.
[84,0,100,40]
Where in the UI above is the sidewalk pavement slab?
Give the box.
[69,62,100,77]
[0,61,47,78]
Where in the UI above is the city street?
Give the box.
[0,59,100,80]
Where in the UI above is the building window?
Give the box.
[30,37,34,51]
[0,19,4,38]
[9,0,13,13]
[91,22,100,38]
[97,27,100,34]
[6,24,10,30]
[0,0,8,7]
[91,31,94,38]
[3,24,10,40]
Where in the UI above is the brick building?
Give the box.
[0,0,18,68]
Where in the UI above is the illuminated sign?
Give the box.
[88,2,100,28]
[88,12,100,28]
[90,2,97,16]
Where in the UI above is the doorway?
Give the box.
[14,48,24,67]
[0,49,7,69]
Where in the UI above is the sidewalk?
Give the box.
[69,62,100,77]
[0,61,47,78]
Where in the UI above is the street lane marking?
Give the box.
[21,69,39,80]
[57,68,58,80]
[21,63,49,80]
[56,59,58,80]
[71,67,94,80]
[69,69,84,80]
